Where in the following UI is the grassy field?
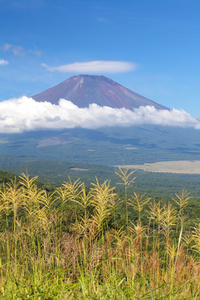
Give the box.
[0,169,200,298]
[125,160,200,174]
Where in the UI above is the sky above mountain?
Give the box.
[0,0,200,117]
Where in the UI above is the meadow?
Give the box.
[127,160,200,174]
[0,167,200,299]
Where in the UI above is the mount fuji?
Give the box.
[0,75,199,174]
[32,74,168,110]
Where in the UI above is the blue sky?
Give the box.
[0,0,200,116]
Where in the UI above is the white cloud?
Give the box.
[0,59,8,65]
[41,60,136,74]
[0,96,199,133]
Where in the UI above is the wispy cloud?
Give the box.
[3,43,41,57]
[28,49,42,56]
[41,60,136,74]
[4,43,25,56]
[0,0,44,10]
[96,17,111,24]
[0,59,8,65]
[0,97,199,133]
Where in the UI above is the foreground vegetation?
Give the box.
[0,169,200,299]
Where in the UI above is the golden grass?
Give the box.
[0,171,200,298]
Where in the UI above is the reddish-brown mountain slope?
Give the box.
[32,75,168,110]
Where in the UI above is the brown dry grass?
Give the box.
[121,160,200,174]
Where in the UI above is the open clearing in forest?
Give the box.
[123,160,200,174]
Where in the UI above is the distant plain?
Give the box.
[124,160,200,174]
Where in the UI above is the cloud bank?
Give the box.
[0,96,199,134]
[41,60,136,74]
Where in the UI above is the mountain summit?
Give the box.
[32,75,168,110]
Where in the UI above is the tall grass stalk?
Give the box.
[0,173,199,298]
[115,165,136,228]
